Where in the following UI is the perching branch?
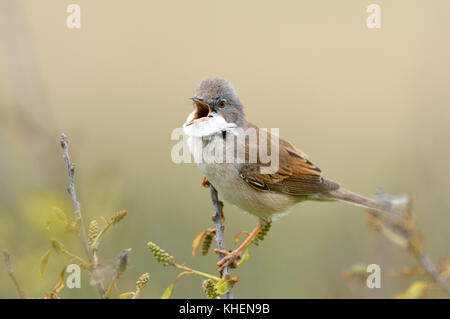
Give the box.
[209,185,233,299]
[2,249,25,299]
[59,133,105,298]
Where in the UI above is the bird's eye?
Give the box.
[218,99,226,108]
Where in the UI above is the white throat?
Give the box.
[182,111,237,138]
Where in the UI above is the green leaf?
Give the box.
[236,248,249,268]
[40,249,52,280]
[215,277,231,295]
[51,238,65,254]
[161,271,192,299]
[214,275,239,295]
[120,292,135,299]
[395,281,429,299]
[381,226,408,248]
[52,206,78,233]
[45,265,69,298]
[52,206,67,222]
[53,265,69,294]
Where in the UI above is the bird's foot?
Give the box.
[215,249,241,272]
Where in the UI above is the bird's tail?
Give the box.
[321,187,398,215]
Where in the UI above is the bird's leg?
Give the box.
[201,176,210,188]
[215,220,265,272]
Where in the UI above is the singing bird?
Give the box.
[183,77,392,270]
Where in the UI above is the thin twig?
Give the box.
[390,195,450,296]
[59,133,105,298]
[209,185,233,299]
[416,254,450,295]
[372,192,450,296]
[173,263,221,282]
[2,249,25,299]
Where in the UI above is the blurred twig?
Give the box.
[59,133,105,298]
[416,254,450,295]
[365,192,450,297]
[2,249,25,299]
[105,249,132,298]
[209,185,233,299]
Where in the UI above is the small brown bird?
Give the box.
[183,77,395,270]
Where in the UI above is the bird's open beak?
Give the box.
[186,97,211,126]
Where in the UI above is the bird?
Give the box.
[183,77,395,271]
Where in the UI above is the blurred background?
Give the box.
[0,0,449,298]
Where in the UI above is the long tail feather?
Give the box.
[322,187,398,215]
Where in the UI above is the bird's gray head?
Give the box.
[184,78,246,135]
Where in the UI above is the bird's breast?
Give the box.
[187,135,301,220]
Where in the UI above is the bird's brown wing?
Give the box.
[238,123,339,196]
